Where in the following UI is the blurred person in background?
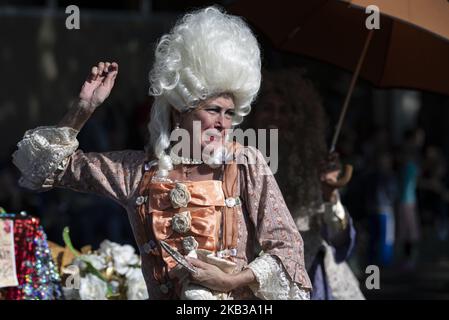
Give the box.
[419,146,449,242]
[248,68,364,300]
[397,128,425,270]
[365,151,397,267]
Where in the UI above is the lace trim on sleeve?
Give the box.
[246,254,310,300]
[12,126,79,190]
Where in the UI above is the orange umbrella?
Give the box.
[229,0,449,151]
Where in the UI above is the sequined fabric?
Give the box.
[12,126,79,191]
[2,216,64,300]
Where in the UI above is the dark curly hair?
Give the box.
[245,67,328,217]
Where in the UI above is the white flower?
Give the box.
[114,245,139,275]
[78,254,106,271]
[79,274,108,300]
[98,240,140,275]
[169,183,191,208]
[98,239,117,257]
[125,267,143,281]
[126,268,149,300]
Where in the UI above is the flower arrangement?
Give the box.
[60,227,148,300]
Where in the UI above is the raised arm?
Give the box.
[12,62,133,197]
[58,62,118,131]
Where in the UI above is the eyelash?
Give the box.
[206,108,235,118]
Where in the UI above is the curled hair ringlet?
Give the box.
[147,6,261,176]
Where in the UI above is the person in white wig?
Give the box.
[12,6,312,300]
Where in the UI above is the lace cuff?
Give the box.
[12,126,79,190]
[246,255,310,300]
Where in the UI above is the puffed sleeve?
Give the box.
[12,125,144,206]
[12,126,80,191]
[238,146,312,299]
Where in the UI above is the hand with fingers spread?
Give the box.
[79,61,119,109]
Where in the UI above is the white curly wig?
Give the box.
[148,6,261,177]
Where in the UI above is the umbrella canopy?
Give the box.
[229,0,449,96]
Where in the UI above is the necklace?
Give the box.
[171,154,203,165]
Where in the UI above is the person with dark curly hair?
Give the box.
[247,68,364,300]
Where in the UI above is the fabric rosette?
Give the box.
[169,183,191,208]
[171,211,192,234]
[148,180,226,270]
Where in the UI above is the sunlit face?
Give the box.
[179,94,235,151]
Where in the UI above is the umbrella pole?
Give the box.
[330,29,374,153]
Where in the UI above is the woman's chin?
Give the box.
[201,143,228,167]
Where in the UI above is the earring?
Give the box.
[175,123,180,130]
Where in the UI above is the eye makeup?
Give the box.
[203,105,235,119]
